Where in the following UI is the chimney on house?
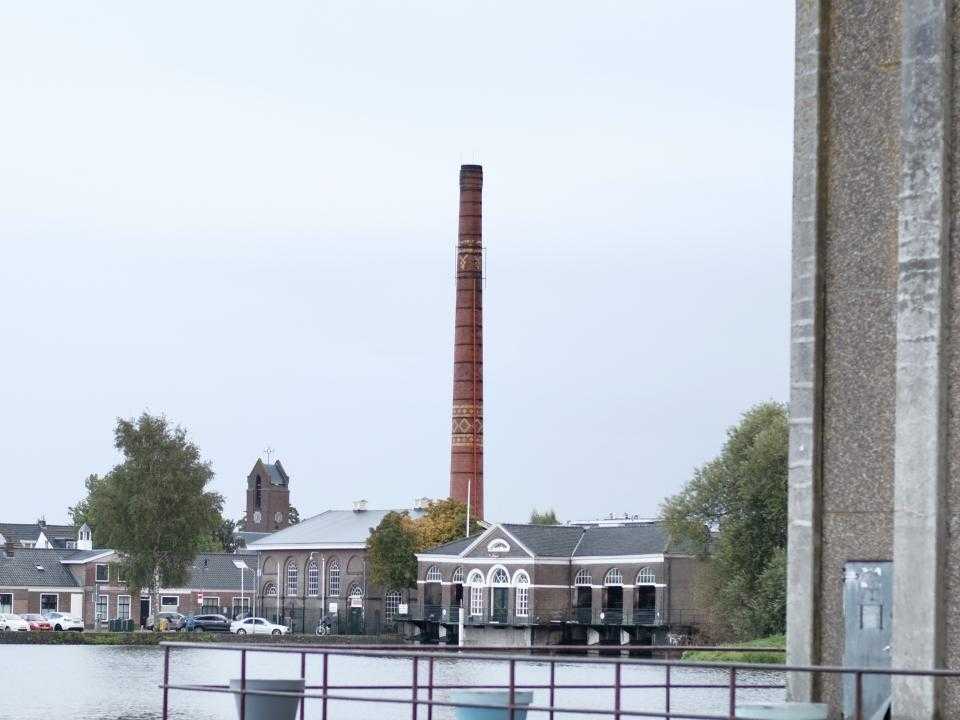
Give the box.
[449,164,485,520]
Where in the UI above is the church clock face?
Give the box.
[253,510,262,524]
[274,511,283,524]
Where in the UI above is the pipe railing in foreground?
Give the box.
[157,641,959,720]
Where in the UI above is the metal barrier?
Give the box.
[157,641,960,719]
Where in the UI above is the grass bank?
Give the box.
[0,631,405,646]
[681,634,785,664]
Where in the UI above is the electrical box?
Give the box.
[842,561,893,719]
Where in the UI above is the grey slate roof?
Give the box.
[502,524,586,557]
[263,461,289,486]
[419,534,483,556]
[184,553,257,590]
[0,522,76,547]
[249,508,425,549]
[0,548,80,588]
[571,523,670,557]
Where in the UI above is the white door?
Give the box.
[70,593,84,620]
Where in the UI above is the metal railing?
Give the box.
[412,604,703,629]
[158,641,960,720]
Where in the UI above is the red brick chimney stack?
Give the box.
[449,164,484,520]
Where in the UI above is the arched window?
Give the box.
[307,560,320,596]
[328,560,341,597]
[574,568,592,586]
[426,565,442,582]
[467,569,484,617]
[385,590,402,623]
[604,568,623,586]
[255,476,262,510]
[349,584,364,606]
[264,582,277,597]
[636,567,656,585]
[489,566,510,586]
[452,566,464,584]
[514,571,530,617]
[286,560,298,596]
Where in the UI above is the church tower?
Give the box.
[245,458,291,533]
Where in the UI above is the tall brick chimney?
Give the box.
[449,164,484,520]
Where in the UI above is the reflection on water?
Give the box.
[0,645,784,720]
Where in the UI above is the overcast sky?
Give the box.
[0,2,794,525]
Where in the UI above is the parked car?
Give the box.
[0,613,30,632]
[43,611,84,632]
[186,614,231,632]
[21,614,53,631]
[230,616,289,635]
[145,611,186,631]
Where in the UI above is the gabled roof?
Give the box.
[501,524,585,557]
[0,522,76,547]
[571,523,670,557]
[183,553,257,590]
[0,548,80,588]
[419,533,483,556]
[248,508,426,550]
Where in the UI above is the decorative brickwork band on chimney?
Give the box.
[449,164,484,520]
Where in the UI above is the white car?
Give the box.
[230,616,289,635]
[43,611,84,631]
[0,613,30,632]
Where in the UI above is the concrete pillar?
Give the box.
[787,1,955,716]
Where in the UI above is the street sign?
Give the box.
[328,602,338,613]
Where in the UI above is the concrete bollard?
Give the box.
[229,678,305,720]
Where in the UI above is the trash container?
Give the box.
[450,691,534,720]
[229,679,305,720]
[735,703,829,720]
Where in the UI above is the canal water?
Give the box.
[0,645,784,720]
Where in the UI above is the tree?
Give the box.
[84,413,224,628]
[288,506,300,525]
[414,498,482,550]
[367,511,419,589]
[660,401,788,640]
[530,508,559,525]
[67,474,102,527]
[201,516,241,553]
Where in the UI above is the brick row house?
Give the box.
[411,519,710,647]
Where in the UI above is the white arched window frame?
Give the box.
[264,582,277,597]
[636,567,657,585]
[467,569,485,616]
[486,538,510,553]
[349,584,364,599]
[452,566,464,584]
[487,565,510,586]
[385,590,402,621]
[307,561,320,596]
[286,560,299,596]
[574,568,592,586]
[514,570,530,617]
[328,560,341,597]
[426,565,443,582]
[604,568,623,586]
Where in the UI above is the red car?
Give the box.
[22,614,53,631]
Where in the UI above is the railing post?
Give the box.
[300,651,306,720]
[161,645,170,720]
[549,660,556,720]
[240,648,247,720]
[508,658,516,720]
[412,655,419,720]
[728,667,736,719]
[854,671,862,720]
[428,655,435,720]
[665,664,671,717]
[322,651,329,720]
[614,662,622,720]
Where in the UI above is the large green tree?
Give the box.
[83,413,224,625]
[660,401,788,640]
[367,511,419,590]
[414,498,482,550]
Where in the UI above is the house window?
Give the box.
[117,595,131,621]
[574,568,592,586]
[425,565,442,582]
[451,566,464,584]
[307,561,320,596]
[232,597,251,618]
[514,572,530,617]
[95,564,108,583]
[264,583,277,597]
[385,590,402,623]
[161,596,179,609]
[604,568,623,586]
[637,567,656,584]
[0,593,11,614]
[65,541,76,549]
[467,569,485,617]
[116,566,124,583]
[489,566,509,585]
[286,560,299,596]
[96,594,109,622]
[328,560,341,597]
[40,594,58,612]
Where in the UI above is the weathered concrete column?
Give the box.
[891,1,952,716]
